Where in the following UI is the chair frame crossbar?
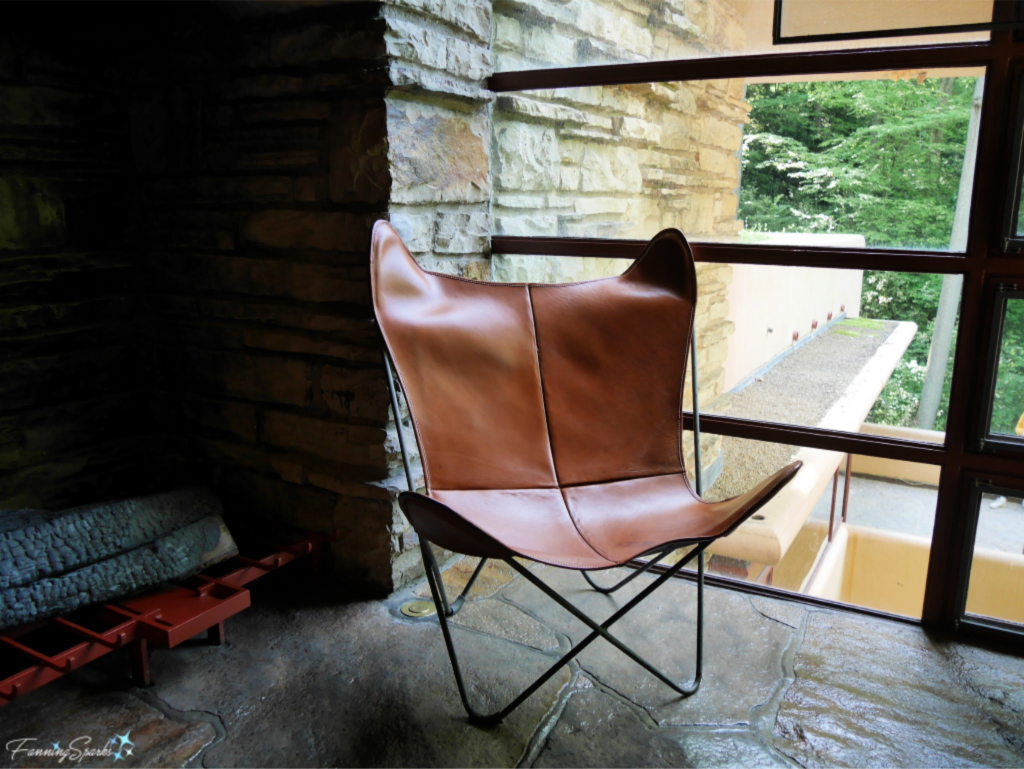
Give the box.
[382,336,708,727]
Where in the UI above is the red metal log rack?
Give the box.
[0,534,326,706]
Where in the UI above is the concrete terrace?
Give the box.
[2,558,1022,768]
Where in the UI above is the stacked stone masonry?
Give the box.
[1,0,748,597]
[488,0,749,479]
[0,10,159,514]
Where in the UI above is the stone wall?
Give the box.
[0,9,160,511]
[381,0,495,580]
[489,0,750,479]
[133,3,405,594]
[0,0,750,597]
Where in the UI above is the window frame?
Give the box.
[486,2,1024,648]
[977,281,1024,453]
[1001,74,1024,252]
[953,477,1024,641]
[771,0,1022,46]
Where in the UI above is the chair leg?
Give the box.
[581,545,675,594]
[421,542,706,726]
[420,541,487,617]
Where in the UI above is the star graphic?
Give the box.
[52,743,60,751]
[113,751,123,762]
[115,732,133,749]
[125,748,134,757]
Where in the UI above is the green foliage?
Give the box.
[991,298,1024,436]
[739,77,975,250]
[739,78,975,430]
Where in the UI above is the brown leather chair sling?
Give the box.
[372,221,802,726]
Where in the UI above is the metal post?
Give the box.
[382,349,415,493]
[691,325,703,497]
[842,453,852,523]
[383,347,453,616]
[829,468,839,542]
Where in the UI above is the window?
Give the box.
[774,0,998,44]
[489,0,1024,643]
[957,480,1024,632]
[980,284,1024,452]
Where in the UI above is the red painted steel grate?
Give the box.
[0,537,320,706]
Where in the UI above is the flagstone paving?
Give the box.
[1,557,1021,768]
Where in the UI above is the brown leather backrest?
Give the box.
[371,221,697,492]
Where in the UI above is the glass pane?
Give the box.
[492,70,984,253]
[965,490,1024,626]
[493,1,988,73]
[492,257,961,439]
[989,297,1024,439]
[672,434,938,619]
[778,0,992,40]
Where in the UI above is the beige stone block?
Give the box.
[447,37,492,82]
[574,197,628,215]
[388,0,492,43]
[524,25,577,66]
[385,16,446,70]
[719,192,739,220]
[661,112,693,151]
[494,215,559,237]
[493,15,522,51]
[389,211,434,253]
[496,94,588,124]
[695,147,731,176]
[576,5,653,57]
[615,116,661,143]
[414,257,491,280]
[493,121,559,191]
[388,98,489,204]
[701,116,744,151]
[433,211,490,254]
[580,145,642,193]
[706,337,729,368]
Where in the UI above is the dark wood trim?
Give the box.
[681,412,945,464]
[488,42,993,92]
[492,236,998,275]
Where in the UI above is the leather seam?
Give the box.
[676,237,701,500]
[527,284,611,565]
[557,469,681,490]
[525,285,562,489]
[560,486,620,563]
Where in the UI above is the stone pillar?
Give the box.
[380,0,493,582]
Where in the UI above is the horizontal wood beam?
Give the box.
[488,42,993,92]
[681,412,946,465]
[491,236,993,275]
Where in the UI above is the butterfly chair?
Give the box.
[371,221,802,727]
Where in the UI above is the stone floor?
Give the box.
[2,557,1023,768]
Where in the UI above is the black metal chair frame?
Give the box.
[383,326,708,728]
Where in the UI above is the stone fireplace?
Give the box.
[1,0,746,598]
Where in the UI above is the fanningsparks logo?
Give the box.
[6,732,136,763]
